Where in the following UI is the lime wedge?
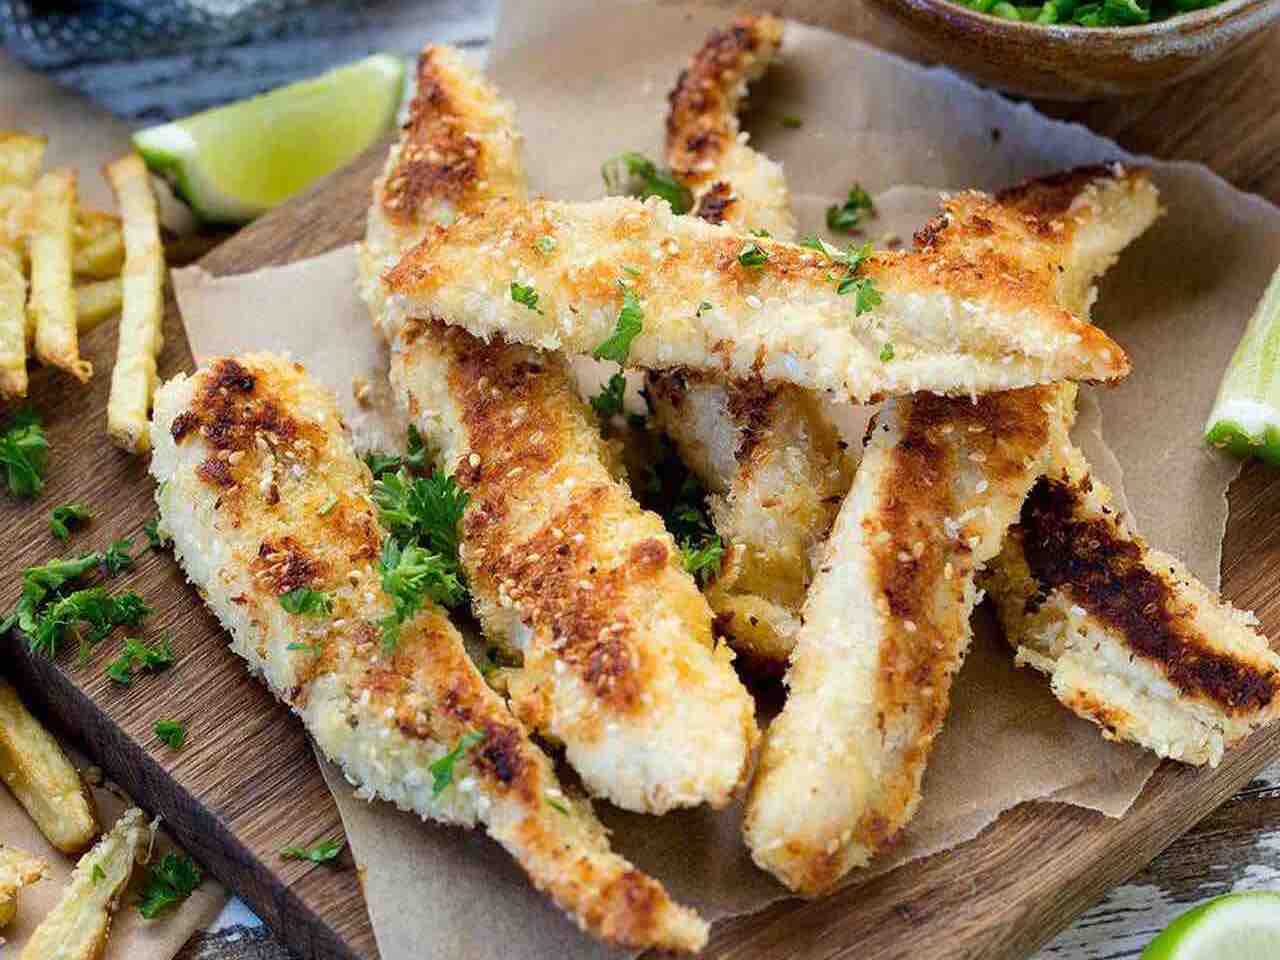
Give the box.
[1141,892,1280,959]
[1205,264,1280,465]
[133,53,405,224]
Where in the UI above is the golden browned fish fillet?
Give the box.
[150,353,708,952]
[649,13,853,668]
[974,167,1280,765]
[666,13,793,237]
[362,46,758,813]
[743,384,1068,895]
[381,193,1130,402]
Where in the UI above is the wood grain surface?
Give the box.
[3,8,1280,960]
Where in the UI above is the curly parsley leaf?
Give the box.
[364,425,430,480]
[281,838,344,864]
[0,409,49,498]
[103,537,136,577]
[681,537,725,585]
[373,469,468,561]
[589,372,628,419]
[880,342,895,362]
[49,503,91,541]
[430,731,485,797]
[600,151,693,214]
[279,587,333,617]
[592,284,644,364]
[378,539,466,651]
[154,719,186,749]
[801,236,881,314]
[137,852,201,918]
[826,183,876,234]
[510,281,544,315]
[30,587,149,658]
[105,636,175,685]
[4,552,101,635]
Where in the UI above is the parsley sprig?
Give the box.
[103,538,136,576]
[279,587,333,617]
[137,852,201,918]
[600,152,693,214]
[633,438,725,588]
[0,410,48,498]
[373,469,468,559]
[510,281,544,315]
[154,719,186,749]
[364,425,430,479]
[378,539,466,651]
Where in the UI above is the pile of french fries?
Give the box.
[0,132,166,454]
[0,678,153,956]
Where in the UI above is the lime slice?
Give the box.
[1205,264,1280,465]
[1142,892,1280,959]
[133,53,405,224]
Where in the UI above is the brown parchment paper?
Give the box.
[0,736,226,957]
[168,3,1280,956]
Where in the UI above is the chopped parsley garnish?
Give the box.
[279,587,333,617]
[592,283,644,364]
[590,373,628,418]
[154,719,186,749]
[880,342,895,362]
[781,114,803,129]
[681,537,725,585]
[364,425,430,479]
[2,552,101,637]
[29,588,149,659]
[50,503,90,541]
[144,516,171,551]
[377,539,466,651]
[92,863,106,883]
[737,242,769,268]
[105,636,174,685]
[430,731,484,797]
[536,235,556,254]
[800,236,882,316]
[0,409,49,498]
[317,494,338,516]
[103,538,135,577]
[510,281,544,315]
[545,793,571,815]
[137,852,201,918]
[632,439,725,589]
[281,838,344,863]
[287,641,323,655]
[600,151,692,214]
[696,301,713,318]
[749,228,771,238]
[373,469,468,561]
[826,184,876,234]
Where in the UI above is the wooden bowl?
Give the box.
[867,0,1280,99]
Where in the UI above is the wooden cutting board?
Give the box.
[5,134,1280,960]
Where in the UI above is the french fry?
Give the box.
[0,246,27,398]
[75,277,123,333]
[29,169,91,381]
[0,845,47,929]
[105,154,165,452]
[0,184,31,250]
[0,132,46,188]
[72,212,124,280]
[0,679,99,854]
[19,808,151,960]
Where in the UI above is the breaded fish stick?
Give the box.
[744,385,1067,895]
[365,46,758,813]
[666,14,793,237]
[383,194,1129,402]
[149,353,708,952]
[979,168,1280,765]
[649,14,852,668]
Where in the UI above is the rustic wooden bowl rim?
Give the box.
[912,0,1265,39]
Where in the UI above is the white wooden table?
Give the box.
[18,2,1279,958]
